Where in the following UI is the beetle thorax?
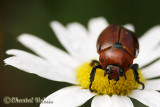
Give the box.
[99,48,133,72]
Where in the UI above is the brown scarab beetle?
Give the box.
[89,24,144,92]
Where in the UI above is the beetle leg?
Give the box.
[89,64,103,92]
[90,60,100,66]
[131,64,145,90]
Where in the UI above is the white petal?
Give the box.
[50,21,95,62]
[129,90,160,107]
[111,95,133,107]
[145,79,160,90]
[40,86,96,107]
[4,49,77,84]
[142,60,160,79]
[91,95,133,107]
[88,17,108,40]
[91,95,112,107]
[123,24,135,32]
[134,26,160,66]
[18,34,79,69]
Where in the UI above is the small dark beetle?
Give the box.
[89,25,144,92]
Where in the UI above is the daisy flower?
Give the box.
[4,17,160,107]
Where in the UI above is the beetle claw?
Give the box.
[89,82,94,92]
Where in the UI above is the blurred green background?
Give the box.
[1,0,160,107]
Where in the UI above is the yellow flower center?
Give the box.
[76,61,145,96]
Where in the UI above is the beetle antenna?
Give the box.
[108,76,111,84]
[104,71,107,77]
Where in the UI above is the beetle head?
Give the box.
[104,65,126,81]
